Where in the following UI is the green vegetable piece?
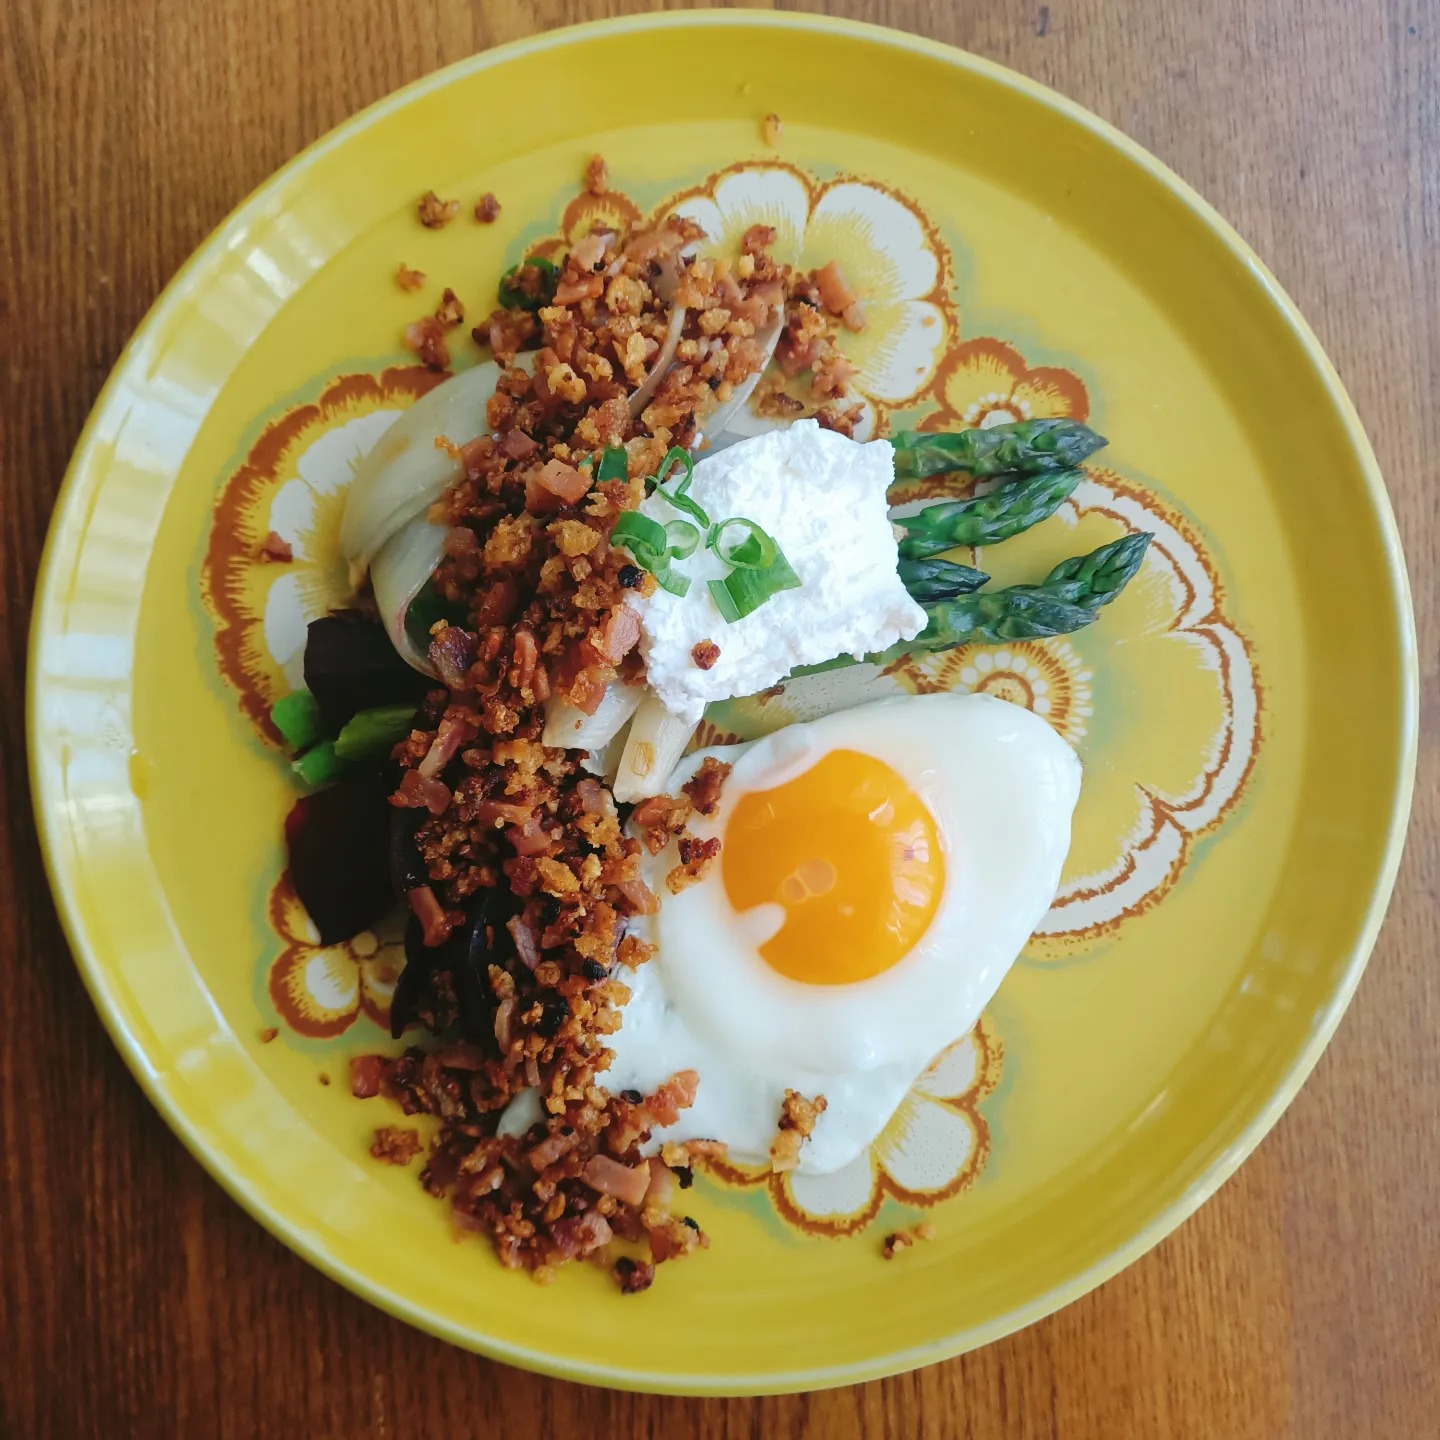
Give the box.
[497,255,559,311]
[896,469,1083,558]
[896,557,990,603]
[291,740,347,788]
[708,546,802,622]
[651,446,710,527]
[612,510,669,567]
[890,419,1106,481]
[708,517,778,572]
[907,533,1153,649]
[405,578,469,653]
[270,690,324,753]
[664,519,700,558]
[596,446,629,482]
[333,704,418,762]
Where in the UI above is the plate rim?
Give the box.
[27,7,1419,1395]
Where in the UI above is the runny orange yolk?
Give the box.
[720,749,944,985]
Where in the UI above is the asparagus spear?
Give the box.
[896,556,990,603]
[890,418,1106,481]
[896,469,1083,558]
[907,533,1153,649]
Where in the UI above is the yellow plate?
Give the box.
[28,11,1416,1394]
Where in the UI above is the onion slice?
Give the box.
[340,360,502,583]
[611,692,697,802]
[371,518,449,675]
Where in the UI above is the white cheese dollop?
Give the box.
[629,421,925,723]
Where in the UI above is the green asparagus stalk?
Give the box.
[907,533,1153,649]
[896,469,1083,558]
[896,557,990,603]
[890,419,1106,482]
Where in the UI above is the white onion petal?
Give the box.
[370,518,449,675]
[542,681,644,751]
[611,693,698,802]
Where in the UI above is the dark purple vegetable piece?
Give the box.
[388,808,429,896]
[429,626,479,690]
[283,770,393,945]
[303,614,429,732]
[390,887,513,1040]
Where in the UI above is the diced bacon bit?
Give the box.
[770,1089,828,1172]
[435,288,465,328]
[681,756,732,817]
[815,402,865,438]
[842,299,867,332]
[507,914,541,970]
[349,1054,388,1099]
[407,885,454,947]
[552,1211,614,1260]
[583,153,609,195]
[569,232,608,271]
[762,113,783,146]
[534,457,592,506]
[258,531,293,562]
[428,626,478,688]
[476,799,533,827]
[418,190,461,227]
[396,262,426,292]
[690,639,720,671]
[434,1041,486,1070]
[507,813,555,858]
[645,1070,699,1128]
[614,1256,655,1294]
[582,1154,650,1207]
[593,605,641,664]
[615,877,659,916]
[404,315,450,369]
[418,717,473,778]
[393,770,454,816]
[370,1126,422,1166]
[474,191,501,223]
[813,260,858,314]
[666,835,721,894]
[643,1157,673,1211]
[553,273,606,306]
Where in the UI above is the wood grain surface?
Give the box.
[2,1,1435,1435]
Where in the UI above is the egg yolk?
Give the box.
[721,749,944,985]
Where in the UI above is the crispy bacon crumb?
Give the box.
[370,1126,422,1166]
[666,836,722,894]
[396,262,426,292]
[584,153,609,195]
[474,192,501,223]
[691,639,721,671]
[762,112,783,147]
[435,288,465,328]
[418,190,461,228]
[403,315,450,370]
[259,1027,279,1044]
[317,1071,331,1087]
[770,1089,828,1172]
[681,756,731,817]
[259,531,293,563]
[613,1256,655,1294]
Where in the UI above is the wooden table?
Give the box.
[2,2,1435,1434]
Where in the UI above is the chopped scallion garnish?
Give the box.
[333,704,418,761]
[707,546,802,621]
[596,446,629,482]
[707,517,778,571]
[270,690,324,753]
[292,739,347,788]
[664,519,700,558]
[497,255,559,311]
[651,446,710,526]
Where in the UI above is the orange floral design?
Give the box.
[201,366,445,740]
[265,876,402,1038]
[927,336,1089,430]
[707,1021,1002,1236]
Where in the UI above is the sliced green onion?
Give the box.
[497,256,559,311]
[270,690,324,753]
[654,566,692,598]
[664,519,700,558]
[292,740,347,788]
[651,446,710,526]
[611,510,670,569]
[708,547,802,622]
[707,517,778,572]
[334,704,418,761]
[596,446,629,482]
[405,577,468,653]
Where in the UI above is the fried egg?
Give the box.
[603,692,1082,1174]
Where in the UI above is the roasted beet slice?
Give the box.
[390,886,513,1039]
[284,770,393,945]
[303,614,429,732]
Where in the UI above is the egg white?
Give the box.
[602,693,1082,1174]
